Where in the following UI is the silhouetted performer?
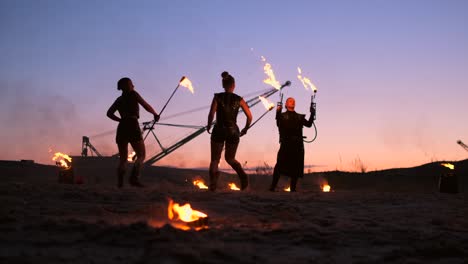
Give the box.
[107,77,160,188]
[269,97,314,192]
[207,71,253,191]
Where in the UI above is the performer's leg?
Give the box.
[225,142,248,190]
[209,141,223,191]
[290,176,298,192]
[129,140,146,187]
[269,164,280,191]
[117,142,128,188]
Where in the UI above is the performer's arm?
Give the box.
[240,98,252,136]
[106,99,121,122]
[136,92,159,121]
[207,96,217,132]
[303,111,315,128]
[275,105,282,127]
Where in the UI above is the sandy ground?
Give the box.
[1,162,468,264]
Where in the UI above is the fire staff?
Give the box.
[269,97,315,192]
[207,71,252,191]
[107,77,160,188]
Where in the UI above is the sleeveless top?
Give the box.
[116,90,140,119]
[214,92,241,127]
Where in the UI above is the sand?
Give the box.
[0,160,467,263]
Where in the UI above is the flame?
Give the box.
[228,183,240,191]
[167,199,207,228]
[297,67,318,93]
[284,186,290,192]
[127,151,136,162]
[193,179,209,189]
[261,56,281,89]
[179,76,194,94]
[322,184,331,192]
[441,163,455,170]
[259,96,274,110]
[52,152,72,169]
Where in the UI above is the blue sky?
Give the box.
[1,0,467,170]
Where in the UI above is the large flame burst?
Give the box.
[297,67,318,93]
[261,56,281,90]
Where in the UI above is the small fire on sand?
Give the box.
[127,151,136,162]
[167,199,208,231]
[193,179,208,189]
[284,186,291,192]
[229,183,240,191]
[52,152,72,169]
[322,184,331,192]
[441,163,455,170]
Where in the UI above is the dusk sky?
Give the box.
[1,0,467,171]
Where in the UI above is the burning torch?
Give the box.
[297,67,318,143]
[243,81,291,134]
[144,76,192,138]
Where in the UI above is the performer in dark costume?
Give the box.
[269,97,315,192]
[207,71,253,191]
[107,77,160,188]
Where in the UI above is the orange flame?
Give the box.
[193,179,209,189]
[261,56,281,89]
[228,183,240,191]
[441,163,455,170]
[52,152,72,169]
[259,96,275,110]
[168,199,207,222]
[179,76,194,94]
[322,184,331,192]
[297,67,318,93]
[127,151,136,162]
[284,186,291,192]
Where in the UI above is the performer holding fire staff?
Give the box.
[207,71,252,191]
[269,97,315,192]
[107,77,160,188]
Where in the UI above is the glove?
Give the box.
[240,127,248,137]
[153,114,160,123]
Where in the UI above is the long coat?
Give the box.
[275,110,313,178]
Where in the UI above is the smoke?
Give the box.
[0,81,85,164]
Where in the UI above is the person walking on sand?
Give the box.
[269,97,315,192]
[206,71,252,191]
[107,77,160,188]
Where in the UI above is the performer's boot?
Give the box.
[129,165,144,188]
[269,166,280,192]
[117,168,125,188]
[290,177,298,192]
